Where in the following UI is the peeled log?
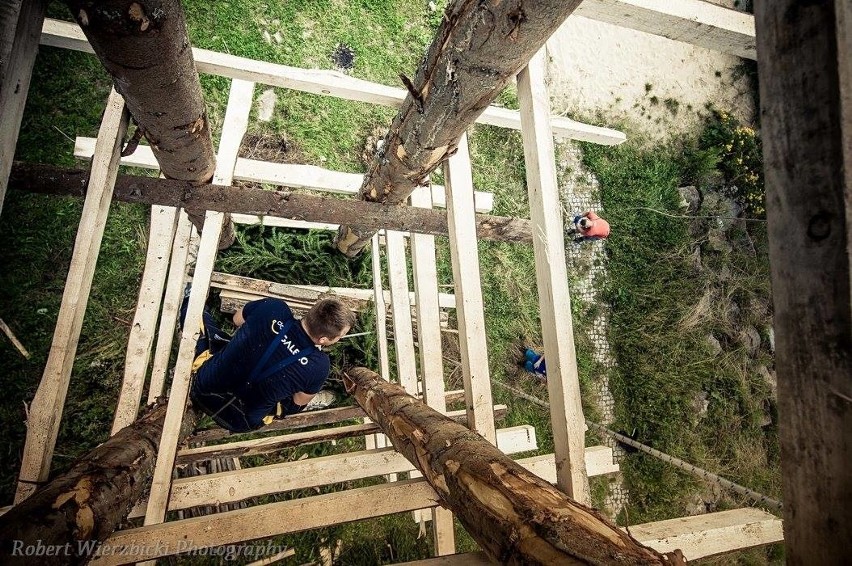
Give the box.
[335,0,586,257]
[62,0,234,248]
[0,402,197,566]
[343,367,685,565]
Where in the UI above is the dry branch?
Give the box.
[335,0,586,256]
[0,402,198,565]
[9,162,533,243]
[343,367,685,565]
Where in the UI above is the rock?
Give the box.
[684,494,707,516]
[691,247,703,273]
[766,326,775,353]
[256,89,277,122]
[701,192,742,231]
[706,228,732,253]
[678,185,701,213]
[692,391,710,418]
[738,325,761,355]
[705,334,722,356]
[757,365,777,399]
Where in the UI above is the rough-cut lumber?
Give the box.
[755,1,852,561]
[518,51,589,503]
[334,0,590,256]
[9,162,534,243]
[15,90,129,503]
[0,403,197,566]
[573,0,756,59]
[344,367,684,565]
[0,0,47,217]
[43,18,626,145]
[111,205,178,433]
[75,138,497,213]
[95,480,440,565]
[386,230,418,392]
[443,135,496,443]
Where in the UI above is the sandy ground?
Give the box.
[545,2,755,141]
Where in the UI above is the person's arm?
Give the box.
[293,391,315,406]
[585,210,600,220]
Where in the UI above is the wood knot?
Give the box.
[807,211,832,241]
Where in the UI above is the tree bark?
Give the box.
[334,0,585,257]
[0,402,198,566]
[755,1,852,561]
[9,162,533,243]
[343,367,686,565]
[62,0,234,248]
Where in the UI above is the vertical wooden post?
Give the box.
[386,230,418,393]
[15,89,129,502]
[755,1,852,561]
[0,0,47,217]
[443,133,496,444]
[410,185,455,555]
[111,205,178,433]
[517,50,590,503]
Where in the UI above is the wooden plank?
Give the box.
[754,1,852,560]
[111,205,178,433]
[94,480,441,565]
[0,0,46,217]
[371,234,392,381]
[409,186,454,554]
[177,405,509,464]
[385,230,418,393]
[627,508,783,560]
[14,89,129,502]
[517,50,590,503]
[147,210,194,402]
[232,213,339,232]
[45,18,626,145]
[75,138,496,213]
[442,133,496,444]
[143,78,253,526]
[573,0,756,60]
[130,425,537,517]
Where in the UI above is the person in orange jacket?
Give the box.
[567,210,610,243]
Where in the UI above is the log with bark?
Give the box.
[9,162,533,243]
[63,0,234,248]
[334,0,586,257]
[343,367,686,565]
[0,402,197,566]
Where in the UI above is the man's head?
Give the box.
[303,297,356,346]
[578,217,593,230]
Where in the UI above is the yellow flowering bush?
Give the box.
[698,110,765,217]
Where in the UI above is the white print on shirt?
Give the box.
[271,319,310,366]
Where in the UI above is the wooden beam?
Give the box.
[0,0,46,217]
[94,480,441,566]
[111,205,178,433]
[143,78,252,526]
[343,367,682,565]
[386,230,418,393]
[517,50,590,503]
[9,162,535,244]
[147,210,194,402]
[43,18,626,145]
[443,134,496,444]
[754,1,852,560]
[573,0,756,60]
[15,89,129,502]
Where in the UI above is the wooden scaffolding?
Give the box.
[5,0,845,563]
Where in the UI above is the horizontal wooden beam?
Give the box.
[43,18,626,145]
[9,163,533,244]
[74,137,495,213]
[573,0,756,59]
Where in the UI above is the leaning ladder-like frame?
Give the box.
[4,4,785,564]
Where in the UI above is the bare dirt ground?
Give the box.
[545,1,755,141]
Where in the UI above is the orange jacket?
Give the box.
[579,211,610,238]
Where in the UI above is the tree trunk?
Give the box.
[755,0,852,561]
[9,162,534,243]
[343,367,686,566]
[0,402,197,566]
[334,0,585,257]
[62,0,234,248]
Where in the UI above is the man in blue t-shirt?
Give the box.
[187,296,355,432]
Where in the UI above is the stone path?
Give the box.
[558,143,629,519]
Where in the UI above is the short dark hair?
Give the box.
[303,297,356,339]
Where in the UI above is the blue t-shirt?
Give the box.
[195,298,330,427]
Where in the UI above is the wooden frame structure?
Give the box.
[1,2,802,564]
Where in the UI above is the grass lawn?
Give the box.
[0,1,780,563]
